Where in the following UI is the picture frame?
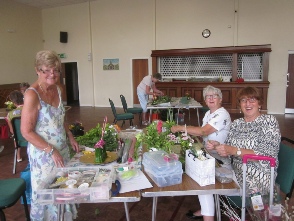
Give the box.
[103,58,119,70]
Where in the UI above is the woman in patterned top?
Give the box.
[208,87,281,202]
[21,50,80,220]
[171,85,231,221]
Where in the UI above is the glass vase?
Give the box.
[95,148,104,164]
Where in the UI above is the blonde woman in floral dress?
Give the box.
[21,50,79,220]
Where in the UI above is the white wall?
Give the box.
[42,3,94,106]
[237,0,294,114]
[90,0,155,107]
[0,0,43,85]
[1,0,294,114]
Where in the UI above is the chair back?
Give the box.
[120,94,128,112]
[109,99,117,117]
[276,137,294,198]
[11,117,28,147]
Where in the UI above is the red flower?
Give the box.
[157,120,163,133]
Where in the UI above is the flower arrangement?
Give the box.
[185,91,191,100]
[4,101,16,110]
[143,120,175,153]
[76,123,118,152]
[69,121,84,137]
[143,120,207,165]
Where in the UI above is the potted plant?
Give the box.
[151,109,161,121]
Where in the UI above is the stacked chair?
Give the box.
[120,94,143,126]
[109,98,134,128]
[11,117,28,174]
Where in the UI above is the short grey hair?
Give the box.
[203,85,222,99]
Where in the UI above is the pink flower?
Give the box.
[157,120,163,133]
[94,139,105,149]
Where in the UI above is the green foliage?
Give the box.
[151,95,171,105]
[143,120,176,153]
[76,123,118,151]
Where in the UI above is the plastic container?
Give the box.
[215,167,233,183]
[142,150,183,187]
[36,166,113,204]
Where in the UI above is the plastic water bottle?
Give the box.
[64,204,73,221]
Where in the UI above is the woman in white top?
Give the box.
[171,85,231,221]
[137,73,164,125]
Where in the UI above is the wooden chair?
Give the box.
[109,99,134,128]
[11,117,28,174]
[0,178,30,221]
[120,94,143,126]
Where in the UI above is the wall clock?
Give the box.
[202,29,211,38]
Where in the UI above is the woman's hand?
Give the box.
[171,125,183,133]
[68,133,80,153]
[51,148,65,167]
[215,144,235,157]
[206,140,219,150]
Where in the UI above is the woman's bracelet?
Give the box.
[48,146,54,156]
[43,143,50,152]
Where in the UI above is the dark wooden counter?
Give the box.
[156,81,270,113]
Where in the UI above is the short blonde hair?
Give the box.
[203,85,222,99]
[35,50,61,71]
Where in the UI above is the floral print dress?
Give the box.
[27,86,70,221]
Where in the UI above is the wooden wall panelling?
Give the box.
[156,81,270,113]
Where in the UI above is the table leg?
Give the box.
[214,194,221,221]
[58,204,65,221]
[148,109,152,124]
[124,202,130,221]
[152,197,158,221]
[189,109,191,121]
[196,108,200,126]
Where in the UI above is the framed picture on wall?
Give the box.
[103,58,119,70]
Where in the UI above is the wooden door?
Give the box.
[286,54,294,113]
[132,59,149,104]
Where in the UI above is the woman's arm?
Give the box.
[21,89,65,167]
[63,121,79,153]
[171,124,216,137]
[151,84,163,95]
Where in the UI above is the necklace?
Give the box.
[38,83,55,105]
[38,82,46,94]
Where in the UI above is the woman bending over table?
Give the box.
[137,73,164,125]
[206,87,281,218]
[171,85,231,221]
[21,50,79,220]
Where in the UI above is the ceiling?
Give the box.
[12,0,96,9]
